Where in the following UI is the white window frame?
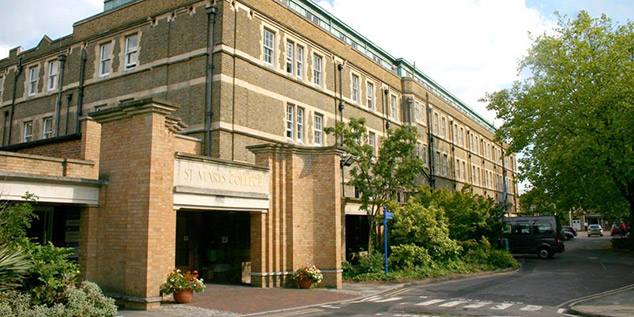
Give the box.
[28,66,39,96]
[313,54,322,86]
[435,151,440,174]
[286,41,294,74]
[23,121,33,142]
[441,117,447,139]
[296,45,304,79]
[263,29,275,66]
[296,107,304,142]
[125,34,139,69]
[0,75,4,101]
[433,112,439,134]
[286,105,294,140]
[47,60,58,91]
[314,113,323,146]
[99,42,112,77]
[366,81,374,110]
[351,73,359,102]
[456,159,461,180]
[459,127,464,147]
[423,145,428,166]
[42,117,53,139]
[390,94,397,119]
[369,132,376,155]
[462,162,466,181]
[443,154,448,176]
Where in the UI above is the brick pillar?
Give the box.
[90,99,181,310]
[248,144,343,289]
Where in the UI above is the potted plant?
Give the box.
[160,269,206,303]
[292,263,323,289]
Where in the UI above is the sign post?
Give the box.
[383,207,394,275]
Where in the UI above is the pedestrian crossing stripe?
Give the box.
[374,297,403,303]
[357,295,544,312]
[439,300,467,307]
[415,299,445,306]
[463,301,491,308]
[491,303,514,310]
[520,305,542,311]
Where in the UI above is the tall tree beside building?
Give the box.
[485,12,634,226]
[328,118,424,254]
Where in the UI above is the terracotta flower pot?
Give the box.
[174,289,194,303]
[297,279,312,289]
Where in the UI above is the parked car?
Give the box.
[587,224,603,237]
[501,216,565,259]
[561,229,574,240]
[562,226,577,236]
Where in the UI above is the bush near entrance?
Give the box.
[343,187,517,282]
[0,196,117,316]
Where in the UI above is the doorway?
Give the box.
[175,210,251,284]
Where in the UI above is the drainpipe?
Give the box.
[55,54,67,137]
[8,56,23,146]
[337,63,344,146]
[450,120,456,189]
[425,92,435,190]
[383,88,390,130]
[65,94,72,135]
[76,47,87,134]
[205,4,218,157]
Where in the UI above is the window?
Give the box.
[462,162,466,181]
[515,223,531,235]
[0,76,4,100]
[263,29,275,66]
[23,121,33,142]
[534,223,554,235]
[313,54,322,86]
[434,151,440,174]
[470,134,474,151]
[471,165,476,183]
[477,167,481,185]
[314,113,323,146]
[296,46,304,78]
[99,42,112,76]
[442,154,448,176]
[286,41,294,74]
[453,124,458,142]
[28,66,39,96]
[485,171,489,188]
[441,117,446,138]
[125,34,139,69]
[414,102,420,123]
[422,145,428,166]
[433,112,439,134]
[286,105,294,139]
[459,127,464,146]
[369,132,376,154]
[351,74,359,102]
[366,82,374,110]
[455,159,461,180]
[296,107,304,142]
[47,61,58,91]
[390,95,397,119]
[416,142,422,159]
[42,117,53,139]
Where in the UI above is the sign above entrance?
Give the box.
[174,157,269,196]
[173,155,270,212]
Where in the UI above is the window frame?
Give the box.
[125,33,139,70]
[47,60,58,91]
[296,106,304,142]
[286,41,294,74]
[0,75,5,101]
[313,54,323,86]
[42,117,53,139]
[99,42,112,77]
[263,28,275,66]
[351,73,359,102]
[314,113,323,146]
[286,104,294,140]
[23,121,33,142]
[28,66,39,96]
[366,81,374,110]
[369,131,376,155]
[390,94,397,119]
[296,45,304,79]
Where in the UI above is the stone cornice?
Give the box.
[247,143,346,157]
[89,98,179,124]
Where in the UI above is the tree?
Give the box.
[484,12,634,227]
[327,118,424,254]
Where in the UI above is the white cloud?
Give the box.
[0,0,102,59]
[316,0,556,126]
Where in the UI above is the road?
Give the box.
[280,234,634,316]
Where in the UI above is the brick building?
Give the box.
[0,0,518,309]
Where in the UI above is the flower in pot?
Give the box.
[160,269,206,303]
[292,263,323,289]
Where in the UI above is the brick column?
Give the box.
[249,144,344,289]
[90,99,182,310]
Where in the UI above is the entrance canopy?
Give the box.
[0,172,103,205]
[173,153,270,212]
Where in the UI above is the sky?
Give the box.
[0,0,632,192]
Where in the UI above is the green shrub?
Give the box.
[24,242,80,306]
[342,260,356,280]
[358,252,384,274]
[389,244,432,270]
[0,281,116,317]
[0,244,32,291]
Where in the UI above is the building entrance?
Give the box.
[175,210,251,284]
